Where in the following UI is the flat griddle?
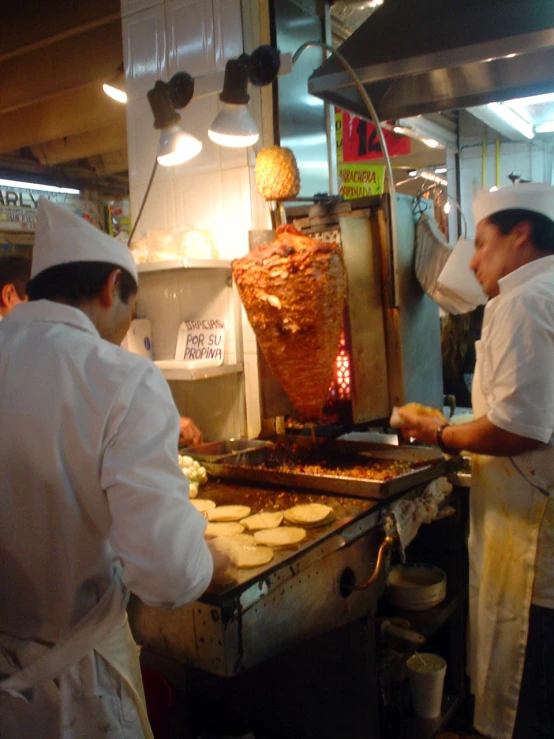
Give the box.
[197,480,378,602]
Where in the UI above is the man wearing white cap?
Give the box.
[399,182,554,738]
[0,198,217,738]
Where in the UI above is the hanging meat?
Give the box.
[232,224,347,420]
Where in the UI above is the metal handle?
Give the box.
[353,534,396,591]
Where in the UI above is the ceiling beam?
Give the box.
[30,120,128,166]
[0,21,123,115]
[0,84,127,154]
[0,0,121,61]
[89,151,129,176]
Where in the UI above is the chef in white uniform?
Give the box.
[0,198,216,738]
[399,182,554,739]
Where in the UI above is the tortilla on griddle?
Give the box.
[204,522,245,539]
[283,503,334,528]
[207,505,251,522]
[216,532,257,547]
[232,545,274,569]
[254,527,307,548]
[210,536,274,568]
[241,511,284,531]
[190,499,216,513]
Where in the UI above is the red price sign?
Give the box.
[339,110,411,162]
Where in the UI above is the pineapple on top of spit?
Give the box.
[255,146,301,201]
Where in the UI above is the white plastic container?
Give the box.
[406,652,447,718]
[121,317,152,359]
[438,236,488,309]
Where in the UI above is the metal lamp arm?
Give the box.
[291,40,398,305]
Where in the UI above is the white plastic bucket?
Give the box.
[438,236,487,308]
[406,652,447,718]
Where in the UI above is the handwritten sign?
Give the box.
[338,162,385,199]
[175,318,226,366]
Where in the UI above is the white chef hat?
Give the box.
[31,198,138,283]
[473,182,554,226]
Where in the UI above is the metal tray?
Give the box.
[184,439,272,462]
[203,439,451,501]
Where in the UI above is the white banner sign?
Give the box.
[0,188,101,232]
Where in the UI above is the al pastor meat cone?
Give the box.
[232,225,347,420]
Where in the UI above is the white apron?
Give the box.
[0,570,153,739]
[469,340,550,739]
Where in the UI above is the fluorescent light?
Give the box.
[397,116,458,149]
[0,178,80,194]
[419,170,448,186]
[408,170,417,177]
[509,92,554,107]
[535,121,554,134]
[487,102,535,139]
[434,167,447,174]
[422,138,440,149]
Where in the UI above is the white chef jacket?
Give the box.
[0,299,213,643]
[479,255,554,606]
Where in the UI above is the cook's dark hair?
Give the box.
[0,254,31,299]
[487,209,554,252]
[27,262,138,305]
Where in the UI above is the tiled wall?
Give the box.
[122,0,268,439]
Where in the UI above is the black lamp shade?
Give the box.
[168,72,194,109]
[248,45,281,86]
[147,81,180,129]
[220,59,250,105]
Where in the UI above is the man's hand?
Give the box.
[398,408,444,446]
[179,416,202,447]
[206,539,232,579]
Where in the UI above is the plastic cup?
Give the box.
[406,652,447,719]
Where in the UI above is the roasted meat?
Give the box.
[232,225,347,420]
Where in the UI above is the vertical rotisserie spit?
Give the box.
[232,224,347,420]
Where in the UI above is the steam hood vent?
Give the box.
[308,0,554,120]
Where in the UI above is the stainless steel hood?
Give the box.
[308,0,554,121]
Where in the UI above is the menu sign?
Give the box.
[334,107,410,200]
[175,319,226,366]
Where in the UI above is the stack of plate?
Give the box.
[387,563,447,611]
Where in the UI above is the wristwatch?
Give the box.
[436,423,454,454]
